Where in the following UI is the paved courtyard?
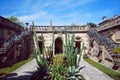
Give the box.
[79,59,113,80]
[1,59,37,80]
[1,58,113,80]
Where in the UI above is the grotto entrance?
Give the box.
[38,36,43,54]
[75,36,81,54]
[55,37,63,54]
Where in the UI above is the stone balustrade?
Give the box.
[33,26,89,32]
[88,29,118,51]
[97,17,120,31]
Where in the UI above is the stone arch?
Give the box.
[38,36,43,54]
[55,37,63,54]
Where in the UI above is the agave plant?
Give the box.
[64,27,85,80]
[66,66,85,80]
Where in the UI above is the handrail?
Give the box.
[0,30,33,54]
[88,29,118,52]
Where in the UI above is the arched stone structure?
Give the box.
[38,36,43,54]
[55,37,63,54]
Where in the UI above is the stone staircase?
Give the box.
[88,29,118,52]
[88,29,120,69]
[0,30,33,68]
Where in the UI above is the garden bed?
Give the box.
[32,22,86,80]
[31,54,85,80]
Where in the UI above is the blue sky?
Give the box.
[0,0,120,26]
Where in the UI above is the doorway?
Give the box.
[38,36,43,54]
[55,37,63,54]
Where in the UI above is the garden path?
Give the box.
[2,58,114,80]
[1,59,37,80]
[79,58,114,80]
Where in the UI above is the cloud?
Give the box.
[18,11,47,22]
[54,0,96,13]
[1,0,116,26]
[41,2,54,8]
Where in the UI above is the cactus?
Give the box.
[32,23,85,79]
[32,22,49,79]
[52,27,54,51]
[64,30,85,80]
[64,32,85,67]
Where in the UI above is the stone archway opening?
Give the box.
[38,36,43,54]
[55,37,63,54]
[75,36,81,54]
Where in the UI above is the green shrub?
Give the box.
[50,54,67,80]
[53,54,63,65]
[113,46,120,54]
[50,63,67,80]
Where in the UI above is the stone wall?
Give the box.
[0,16,33,68]
[36,32,90,55]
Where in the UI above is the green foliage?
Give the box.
[87,22,97,28]
[50,64,67,80]
[66,66,82,80]
[64,32,85,68]
[7,16,25,26]
[84,57,120,80]
[33,22,47,66]
[80,25,86,27]
[53,54,64,65]
[65,33,77,67]
[113,46,120,54]
[7,16,19,22]
[32,23,85,79]
[64,30,85,80]
[32,22,49,79]
[51,26,55,50]
[50,54,68,80]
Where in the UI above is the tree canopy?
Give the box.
[70,23,86,27]
[87,22,97,28]
[7,16,25,27]
[7,16,19,23]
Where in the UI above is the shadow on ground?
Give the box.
[0,71,34,80]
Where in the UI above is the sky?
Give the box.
[0,0,120,26]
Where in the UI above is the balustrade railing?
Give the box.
[88,29,118,51]
[0,30,33,54]
[33,26,89,32]
[97,18,120,31]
